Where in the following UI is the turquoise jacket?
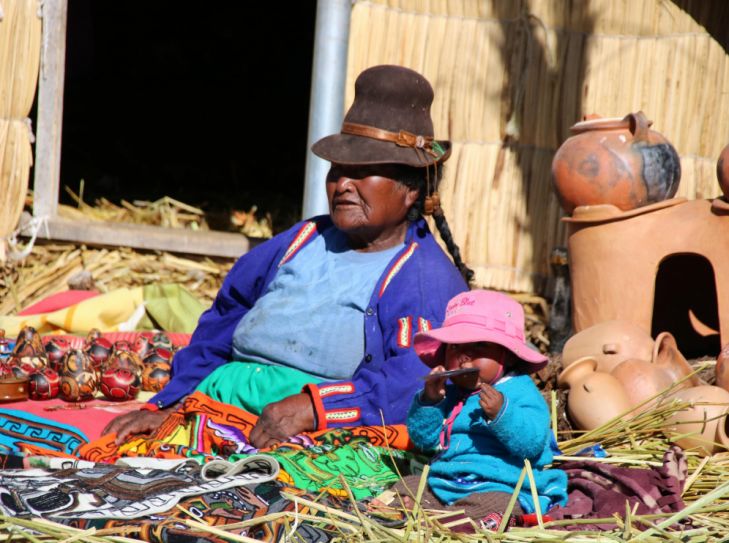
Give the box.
[407,373,568,513]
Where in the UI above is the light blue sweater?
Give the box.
[407,373,568,513]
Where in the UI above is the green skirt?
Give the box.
[196,361,325,415]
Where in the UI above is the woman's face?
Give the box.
[326,163,419,251]
[444,342,508,389]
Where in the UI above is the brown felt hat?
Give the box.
[312,65,451,167]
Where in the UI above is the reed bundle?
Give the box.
[0,0,41,261]
[349,0,729,293]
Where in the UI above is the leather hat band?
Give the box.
[341,122,440,158]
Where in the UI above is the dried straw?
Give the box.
[0,0,41,260]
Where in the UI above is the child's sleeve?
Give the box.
[406,390,450,453]
[479,376,552,461]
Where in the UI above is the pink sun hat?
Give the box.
[414,290,548,371]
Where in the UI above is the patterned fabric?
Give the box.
[76,392,415,500]
[0,456,279,519]
[0,409,89,456]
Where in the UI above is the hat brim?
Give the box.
[414,323,548,371]
[312,133,451,167]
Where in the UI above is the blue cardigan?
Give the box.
[149,216,467,429]
[407,374,568,513]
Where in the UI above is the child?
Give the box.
[391,290,567,527]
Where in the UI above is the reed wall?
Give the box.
[0,0,41,260]
[347,0,729,293]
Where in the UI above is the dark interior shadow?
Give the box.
[671,0,729,52]
[651,253,721,358]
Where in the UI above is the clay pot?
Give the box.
[717,342,729,392]
[718,143,729,200]
[610,358,673,414]
[562,320,654,374]
[661,385,729,456]
[552,111,681,214]
[652,331,701,387]
[558,356,632,430]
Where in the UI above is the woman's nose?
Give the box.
[335,176,354,191]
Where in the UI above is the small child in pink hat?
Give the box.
[389,290,567,529]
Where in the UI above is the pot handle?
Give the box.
[625,111,651,142]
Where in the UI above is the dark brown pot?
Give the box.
[718,143,729,200]
[552,112,681,214]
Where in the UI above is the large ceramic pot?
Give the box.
[652,332,701,387]
[561,320,655,374]
[661,385,729,456]
[718,143,729,200]
[552,111,681,214]
[558,356,631,430]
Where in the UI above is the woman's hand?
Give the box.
[422,365,447,404]
[102,408,173,445]
[249,393,315,449]
[479,383,504,420]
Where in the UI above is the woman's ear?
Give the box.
[404,186,420,209]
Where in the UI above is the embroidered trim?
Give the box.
[378,242,418,297]
[397,316,412,348]
[317,383,354,398]
[417,317,431,333]
[278,222,317,267]
[325,408,361,423]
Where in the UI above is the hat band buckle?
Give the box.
[341,122,439,158]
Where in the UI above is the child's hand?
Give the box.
[422,366,447,404]
[479,383,504,420]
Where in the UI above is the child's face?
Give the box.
[444,342,508,389]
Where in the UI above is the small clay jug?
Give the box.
[558,356,632,430]
[652,331,701,387]
[716,342,729,392]
[718,143,729,200]
[610,358,673,414]
[562,320,654,374]
[552,111,681,214]
[661,385,729,456]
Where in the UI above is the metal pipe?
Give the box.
[302,0,351,218]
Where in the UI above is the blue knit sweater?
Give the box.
[407,373,568,513]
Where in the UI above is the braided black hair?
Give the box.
[396,164,474,284]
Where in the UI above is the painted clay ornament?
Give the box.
[143,347,173,366]
[29,368,61,400]
[151,332,173,351]
[59,349,97,401]
[45,337,71,372]
[141,361,171,392]
[100,367,141,401]
[552,111,680,214]
[11,326,46,358]
[133,332,155,358]
[557,356,631,430]
[85,337,113,373]
[105,350,143,377]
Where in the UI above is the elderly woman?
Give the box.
[105,65,471,449]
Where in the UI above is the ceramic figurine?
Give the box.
[151,332,173,351]
[143,347,173,366]
[661,385,729,456]
[562,320,655,373]
[113,340,133,353]
[552,111,680,214]
[29,368,61,400]
[718,143,729,200]
[133,332,155,358]
[100,367,141,401]
[0,330,12,360]
[11,326,47,360]
[45,337,71,372]
[557,356,631,430]
[105,350,143,377]
[59,349,97,401]
[85,337,113,373]
[141,361,171,392]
